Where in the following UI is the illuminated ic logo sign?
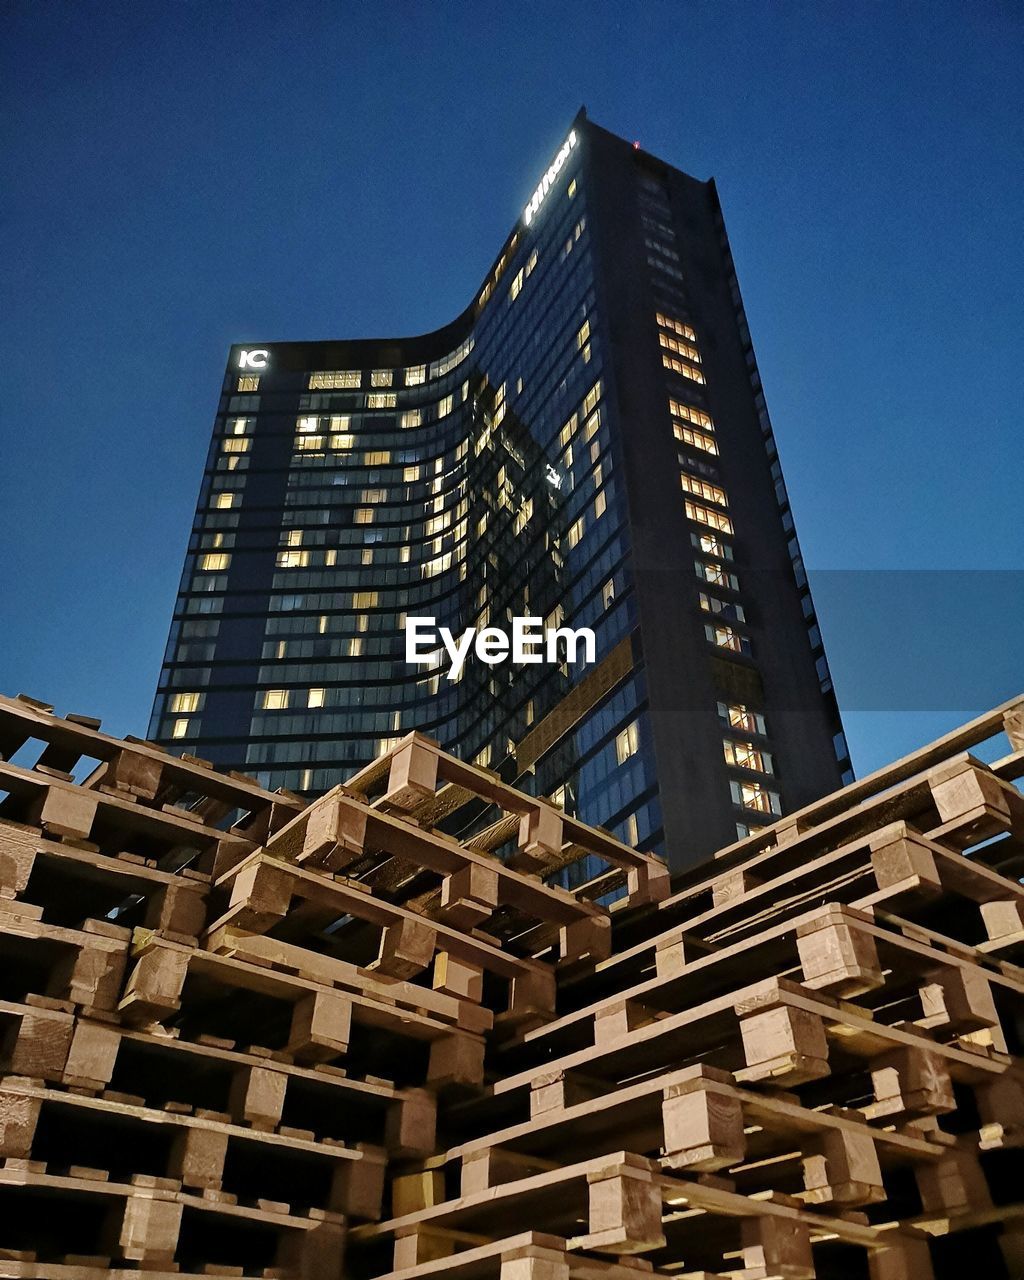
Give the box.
[237,349,269,370]
[523,130,577,227]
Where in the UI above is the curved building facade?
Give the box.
[151,110,851,873]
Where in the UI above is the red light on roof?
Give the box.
[632,140,641,149]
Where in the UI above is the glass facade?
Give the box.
[152,111,850,873]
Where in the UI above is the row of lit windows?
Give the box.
[303,343,473,394]
[658,332,701,364]
[656,312,697,342]
[684,499,733,536]
[680,473,728,509]
[662,353,706,384]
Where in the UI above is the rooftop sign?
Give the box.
[523,130,577,227]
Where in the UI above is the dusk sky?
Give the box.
[2,1,1021,776]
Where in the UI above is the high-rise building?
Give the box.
[151,109,851,874]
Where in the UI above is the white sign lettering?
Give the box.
[405,616,596,682]
[238,349,269,370]
[523,130,578,227]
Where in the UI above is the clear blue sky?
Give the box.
[1,1,1021,777]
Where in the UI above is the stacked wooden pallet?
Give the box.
[1,692,1022,1279]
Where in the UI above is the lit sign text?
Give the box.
[523,130,577,227]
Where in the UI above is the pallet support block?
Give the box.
[796,907,884,996]
[382,739,439,810]
[229,1062,287,1130]
[869,827,943,896]
[330,1147,387,1220]
[801,1126,885,1206]
[737,986,829,1085]
[741,1213,814,1280]
[867,1233,935,1280]
[661,1072,745,1171]
[0,823,36,896]
[371,916,437,980]
[0,1087,41,1158]
[288,989,352,1063]
[119,938,190,1022]
[440,862,500,930]
[500,1243,571,1280]
[577,1154,666,1255]
[433,951,485,1003]
[869,1045,955,1119]
[276,1217,346,1280]
[2,1004,74,1080]
[386,1088,437,1159]
[427,1030,485,1088]
[168,1124,228,1190]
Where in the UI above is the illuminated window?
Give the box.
[663,353,706,383]
[403,465,421,481]
[697,560,739,590]
[307,688,326,709]
[214,492,236,509]
[437,394,454,418]
[364,450,391,465]
[199,553,230,571]
[686,501,733,535]
[354,509,373,525]
[718,702,767,736]
[221,438,250,453]
[276,550,309,568]
[509,268,524,301]
[370,370,393,387]
[567,517,584,548]
[723,739,774,774]
[353,591,378,609]
[295,434,324,451]
[615,721,640,764]
[261,689,290,710]
[405,365,426,385]
[309,371,360,390]
[624,812,640,846]
[706,623,750,654]
[694,532,731,558]
[670,400,714,430]
[331,433,354,449]
[656,313,698,342]
[170,692,201,714]
[366,393,396,409]
[681,474,728,507]
[526,248,539,276]
[560,413,577,448]
[171,718,191,739]
[675,423,718,455]
[567,178,577,199]
[582,380,601,417]
[232,418,248,435]
[474,744,491,768]
[401,410,422,429]
[699,594,745,623]
[576,319,591,349]
[602,579,615,608]
[731,780,781,816]
[594,491,607,519]
[297,416,318,433]
[237,375,259,392]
